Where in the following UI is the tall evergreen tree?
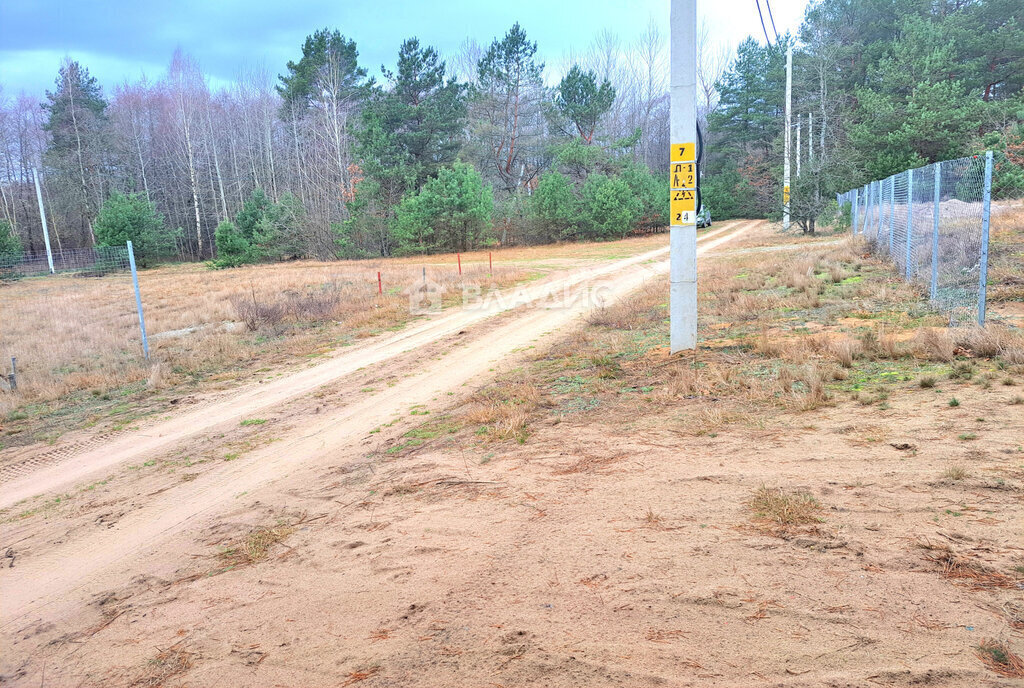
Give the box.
[553,66,616,144]
[42,59,109,246]
[472,23,546,192]
[352,38,468,254]
[277,29,368,115]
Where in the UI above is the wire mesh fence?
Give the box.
[838,152,992,326]
[0,243,149,407]
[0,246,132,280]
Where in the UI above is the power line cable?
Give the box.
[755,0,773,47]
[765,0,780,41]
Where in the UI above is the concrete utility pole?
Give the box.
[796,115,802,177]
[32,167,55,274]
[669,0,697,353]
[783,45,792,230]
[808,113,813,164]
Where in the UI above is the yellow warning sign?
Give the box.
[671,189,696,223]
[670,162,696,189]
[670,142,696,162]
[672,209,695,225]
[783,185,791,203]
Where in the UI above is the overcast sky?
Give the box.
[0,0,808,97]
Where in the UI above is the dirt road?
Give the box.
[0,222,754,677]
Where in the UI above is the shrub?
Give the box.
[94,191,175,266]
[619,162,668,230]
[579,174,641,240]
[700,168,757,220]
[0,219,23,281]
[253,192,306,261]
[529,171,578,243]
[0,219,21,255]
[214,220,250,268]
[236,189,307,261]
[393,162,493,254]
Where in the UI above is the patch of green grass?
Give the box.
[404,420,458,440]
[240,418,267,426]
[949,362,975,380]
[949,397,960,407]
[958,433,977,441]
[386,438,424,454]
[552,375,594,394]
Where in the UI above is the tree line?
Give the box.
[704,0,1023,232]
[0,23,684,264]
[1,0,1021,264]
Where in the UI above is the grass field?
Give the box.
[0,235,668,445]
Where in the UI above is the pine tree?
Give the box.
[530,172,578,243]
[42,59,110,246]
[94,191,174,266]
[553,66,616,144]
[393,162,492,254]
[354,38,468,254]
[277,29,368,115]
[0,219,22,258]
[214,220,251,268]
[473,23,546,192]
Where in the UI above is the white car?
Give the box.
[697,207,712,228]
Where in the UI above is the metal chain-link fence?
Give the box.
[0,243,149,408]
[838,152,992,326]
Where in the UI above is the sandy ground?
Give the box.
[2,220,1022,687]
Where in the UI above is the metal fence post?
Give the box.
[126,241,150,360]
[865,183,871,236]
[852,187,858,235]
[863,185,868,234]
[904,168,914,279]
[888,175,895,253]
[879,180,885,238]
[929,162,941,300]
[32,168,55,274]
[871,182,877,237]
[978,150,993,326]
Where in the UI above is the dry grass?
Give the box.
[913,328,956,362]
[220,523,296,567]
[130,641,196,687]
[830,337,861,368]
[426,225,1020,463]
[775,363,833,411]
[922,546,1018,591]
[553,453,626,475]
[975,639,1024,678]
[0,253,529,421]
[586,281,663,331]
[462,379,541,442]
[941,465,969,481]
[748,486,824,531]
[988,202,1024,305]
[1004,600,1024,631]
